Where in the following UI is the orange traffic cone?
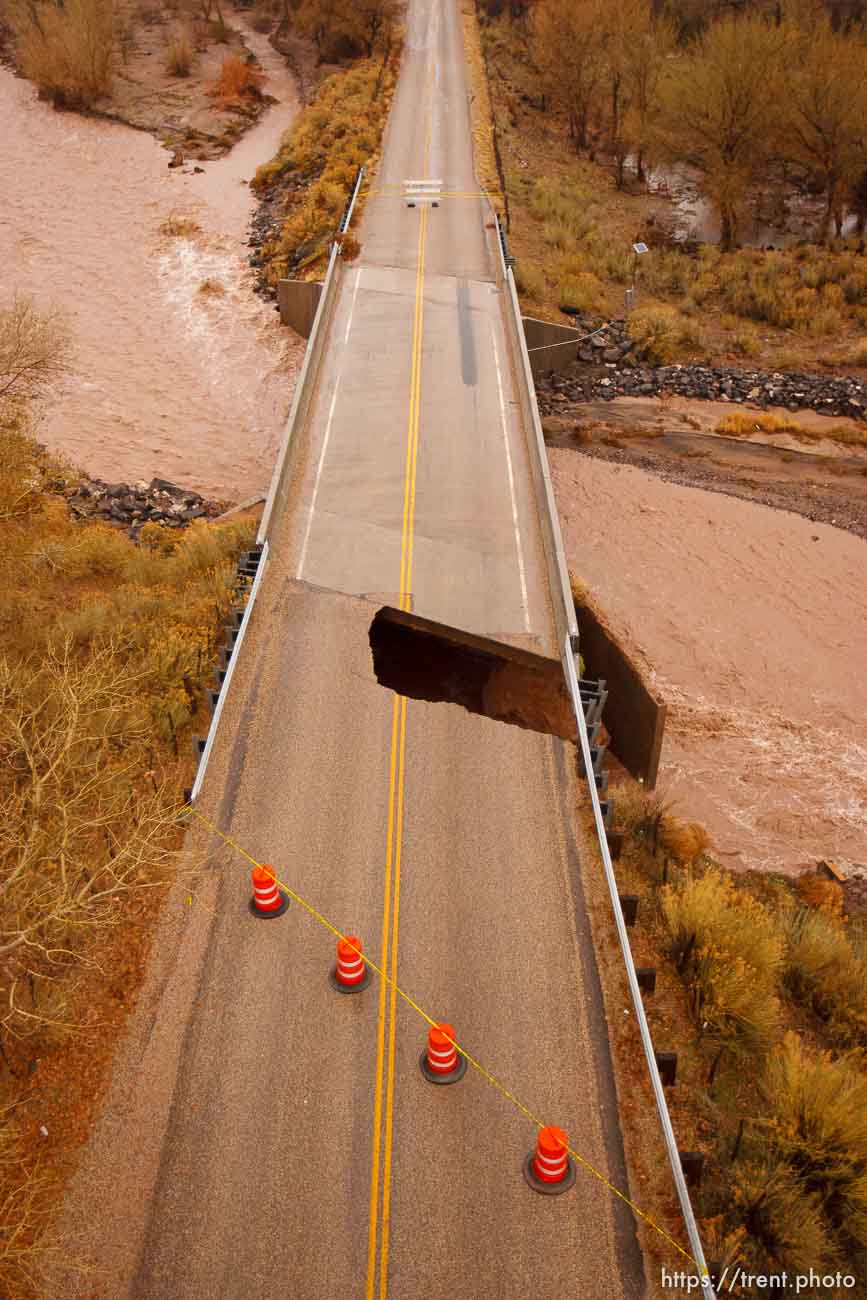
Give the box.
[329,934,371,993]
[249,865,289,918]
[523,1125,576,1195]
[419,1022,467,1085]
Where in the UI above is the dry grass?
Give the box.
[715,410,867,449]
[0,301,254,1293]
[593,775,867,1282]
[209,54,264,107]
[164,35,193,78]
[197,277,225,296]
[252,39,402,282]
[159,212,202,238]
[9,0,118,108]
[783,910,867,1050]
[459,0,499,198]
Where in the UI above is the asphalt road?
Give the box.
[53,3,646,1297]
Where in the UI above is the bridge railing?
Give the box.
[491,212,716,1300]
[191,170,365,802]
[257,165,366,546]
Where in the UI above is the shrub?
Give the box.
[716,412,802,438]
[761,1034,867,1247]
[731,1158,836,1275]
[794,874,844,918]
[159,213,202,238]
[558,272,606,315]
[197,278,225,296]
[210,55,264,106]
[335,233,361,262]
[514,261,546,299]
[251,9,274,34]
[661,869,783,1053]
[628,306,684,364]
[165,36,193,77]
[11,0,118,108]
[784,910,867,1048]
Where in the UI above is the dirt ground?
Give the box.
[544,396,867,540]
[550,431,867,876]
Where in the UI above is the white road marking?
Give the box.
[490,322,531,633]
[296,378,341,580]
[344,268,362,343]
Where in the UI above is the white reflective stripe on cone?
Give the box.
[429,1054,457,1070]
[338,956,364,974]
[255,886,280,905]
[535,1154,568,1175]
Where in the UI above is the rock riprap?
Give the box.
[63,477,226,539]
[537,320,866,422]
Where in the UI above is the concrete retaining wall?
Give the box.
[277,279,324,339]
[575,597,667,789]
[522,316,582,378]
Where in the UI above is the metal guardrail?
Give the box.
[565,645,715,1300]
[493,217,578,655]
[190,541,270,802]
[191,168,367,803]
[338,165,366,235]
[490,213,716,1298]
[258,164,366,545]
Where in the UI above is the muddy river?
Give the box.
[0,29,303,502]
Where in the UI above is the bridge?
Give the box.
[57,2,714,1297]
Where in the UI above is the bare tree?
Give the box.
[658,13,789,247]
[532,0,605,152]
[0,640,182,1044]
[0,295,73,406]
[623,6,678,184]
[782,16,867,240]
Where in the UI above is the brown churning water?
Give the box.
[0,29,303,502]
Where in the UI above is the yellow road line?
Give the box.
[187,806,700,1274]
[364,691,401,1299]
[378,694,406,1300]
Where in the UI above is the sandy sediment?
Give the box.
[551,448,867,874]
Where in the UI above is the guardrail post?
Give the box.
[619,893,639,927]
[655,1050,677,1085]
[679,1151,705,1189]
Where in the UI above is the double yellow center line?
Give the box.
[365,201,429,1300]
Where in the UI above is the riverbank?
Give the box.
[0,18,303,503]
[1,0,275,159]
[544,400,867,541]
[552,448,867,876]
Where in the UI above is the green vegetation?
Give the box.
[605,780,866,1287]
[0,296,253,1298]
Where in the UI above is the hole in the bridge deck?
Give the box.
[368,607,577,740]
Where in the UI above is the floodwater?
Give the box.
[641,160,859,248]
[0,29,304,502]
